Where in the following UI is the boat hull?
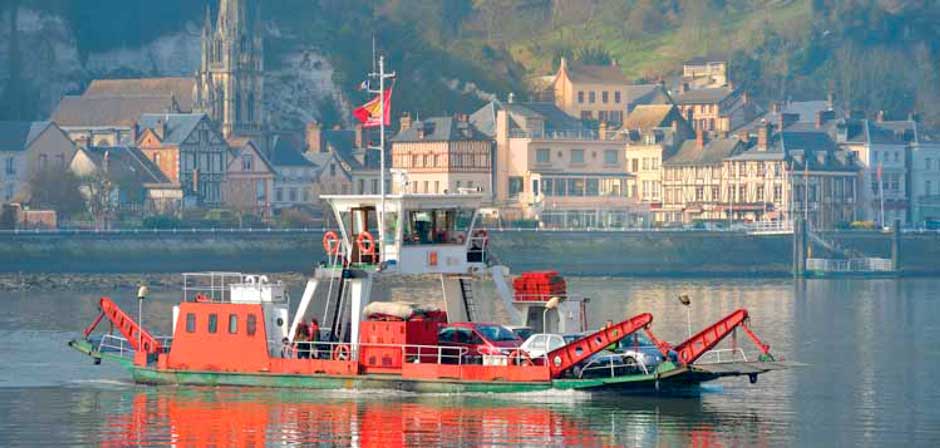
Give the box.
[70,339,783,395]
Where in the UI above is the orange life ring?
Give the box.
[194,293,210,303]
[508,349,534,367]
[332,344,351,361]
[322,231,341,255]
[356,231,376,255]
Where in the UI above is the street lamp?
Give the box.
[543,296,563,333]
[137,285,149,350]
[677,294,692,338]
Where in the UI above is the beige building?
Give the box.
[680,56,729,89]
[471,100,643,228]
[305,122,382,197]
[619,105,693,223]
[390,114,493,196]
[0,121,76,202]
[222,137,275,217]
[551,58,670,124]
[662,131,745,224]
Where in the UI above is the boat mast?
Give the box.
[369,54,395,257]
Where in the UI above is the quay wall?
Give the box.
[1,230,939,276]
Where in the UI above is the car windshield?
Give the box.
[619,333,654,347]
[513,328,534,341]
[477,325,519,342]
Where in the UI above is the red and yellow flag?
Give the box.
[353,83,393,128]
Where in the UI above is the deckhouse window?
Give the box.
[247,314,257,336]
[228,314,238,334]
[185,313,196,333]
[208,314,218,334]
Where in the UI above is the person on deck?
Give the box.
[308,319,320,359]
[280,337,293,358]
[296,322,310,359]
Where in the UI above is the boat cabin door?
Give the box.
[348,206,379,264]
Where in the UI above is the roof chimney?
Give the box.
[827,92,834,109]
[400,113,413,133]
[154,119,166,140]
[695,127,705,150]
[305,121,323,153]
[876,110,886,123]
[354,124,366,149]
[757,119,770,151]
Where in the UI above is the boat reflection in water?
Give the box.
[96,388,768,447]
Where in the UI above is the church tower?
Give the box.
[195,0,264,139]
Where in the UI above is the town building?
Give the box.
[51,93,184,147]
[837,115,916,226]
[390,114,493,196]
[69,145,183,214]
[471,100,643,228]
[304,122,383,196]
[910,136,940,226]
[662,131,746,224]
[673,85,759,133]
[551,58,669,124]
[195,0,265,141]
[726,123,859,229]
[269,135,318,208]
[680,56,729,89]
[619,104,693,223]
[136,113,229,206]
[0,121,76,202]
[222,137,275,218]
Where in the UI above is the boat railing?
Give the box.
[577,353,651,379]
[183,272,288,303]
[97,334,173,358]
[511,293,589,304]
[279,340,558,368]
[695,348,749,365]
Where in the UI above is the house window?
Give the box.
[242,154,253,170]
[927,158,932,170]
[434,180,440,193]
[589,92,596,104]
[577,91,584,104]
[599,111,608,122]
[256,180,266,204]
[543,178,553,196]
[275,188,283,202]
[508,176,524,198]
[358,179,365,194]
[38,154,48,170]
[246,314,257,336]
[604,150,618,166]
[602,91,609,103]
[756,185,765,201]
[568,178,585,196]
[926,180,932,196]
[739,186,747,201]
[586,178,599,196]
[536,148,550,164]
[288,188,297,201]
[185,313,196,333]
[631,159,639,173]
[570,149,585,164]
[532,179,540,196]
[228,314,238,334]
[580,111,593,120]
[4,157,14,175]
[695,187,704,201]
[614,91,621,104]
[554,178,567,196]
[774,185,782,202]
[208,314,218,334]
[372,179,379,193]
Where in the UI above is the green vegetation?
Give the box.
[3,0,939,128]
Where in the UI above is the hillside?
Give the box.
[1,0,938,129]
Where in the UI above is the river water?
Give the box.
[1,276,939,446]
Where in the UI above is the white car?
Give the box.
[519,333,580,358]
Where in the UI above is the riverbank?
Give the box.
[2,230,939,276]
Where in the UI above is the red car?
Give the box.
[437,322,523,362]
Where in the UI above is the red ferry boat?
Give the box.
[69,193,789,394]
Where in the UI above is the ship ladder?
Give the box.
[459,278,480,322]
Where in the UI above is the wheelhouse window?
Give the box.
[185,313,196,333]
[403,208,475,245]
